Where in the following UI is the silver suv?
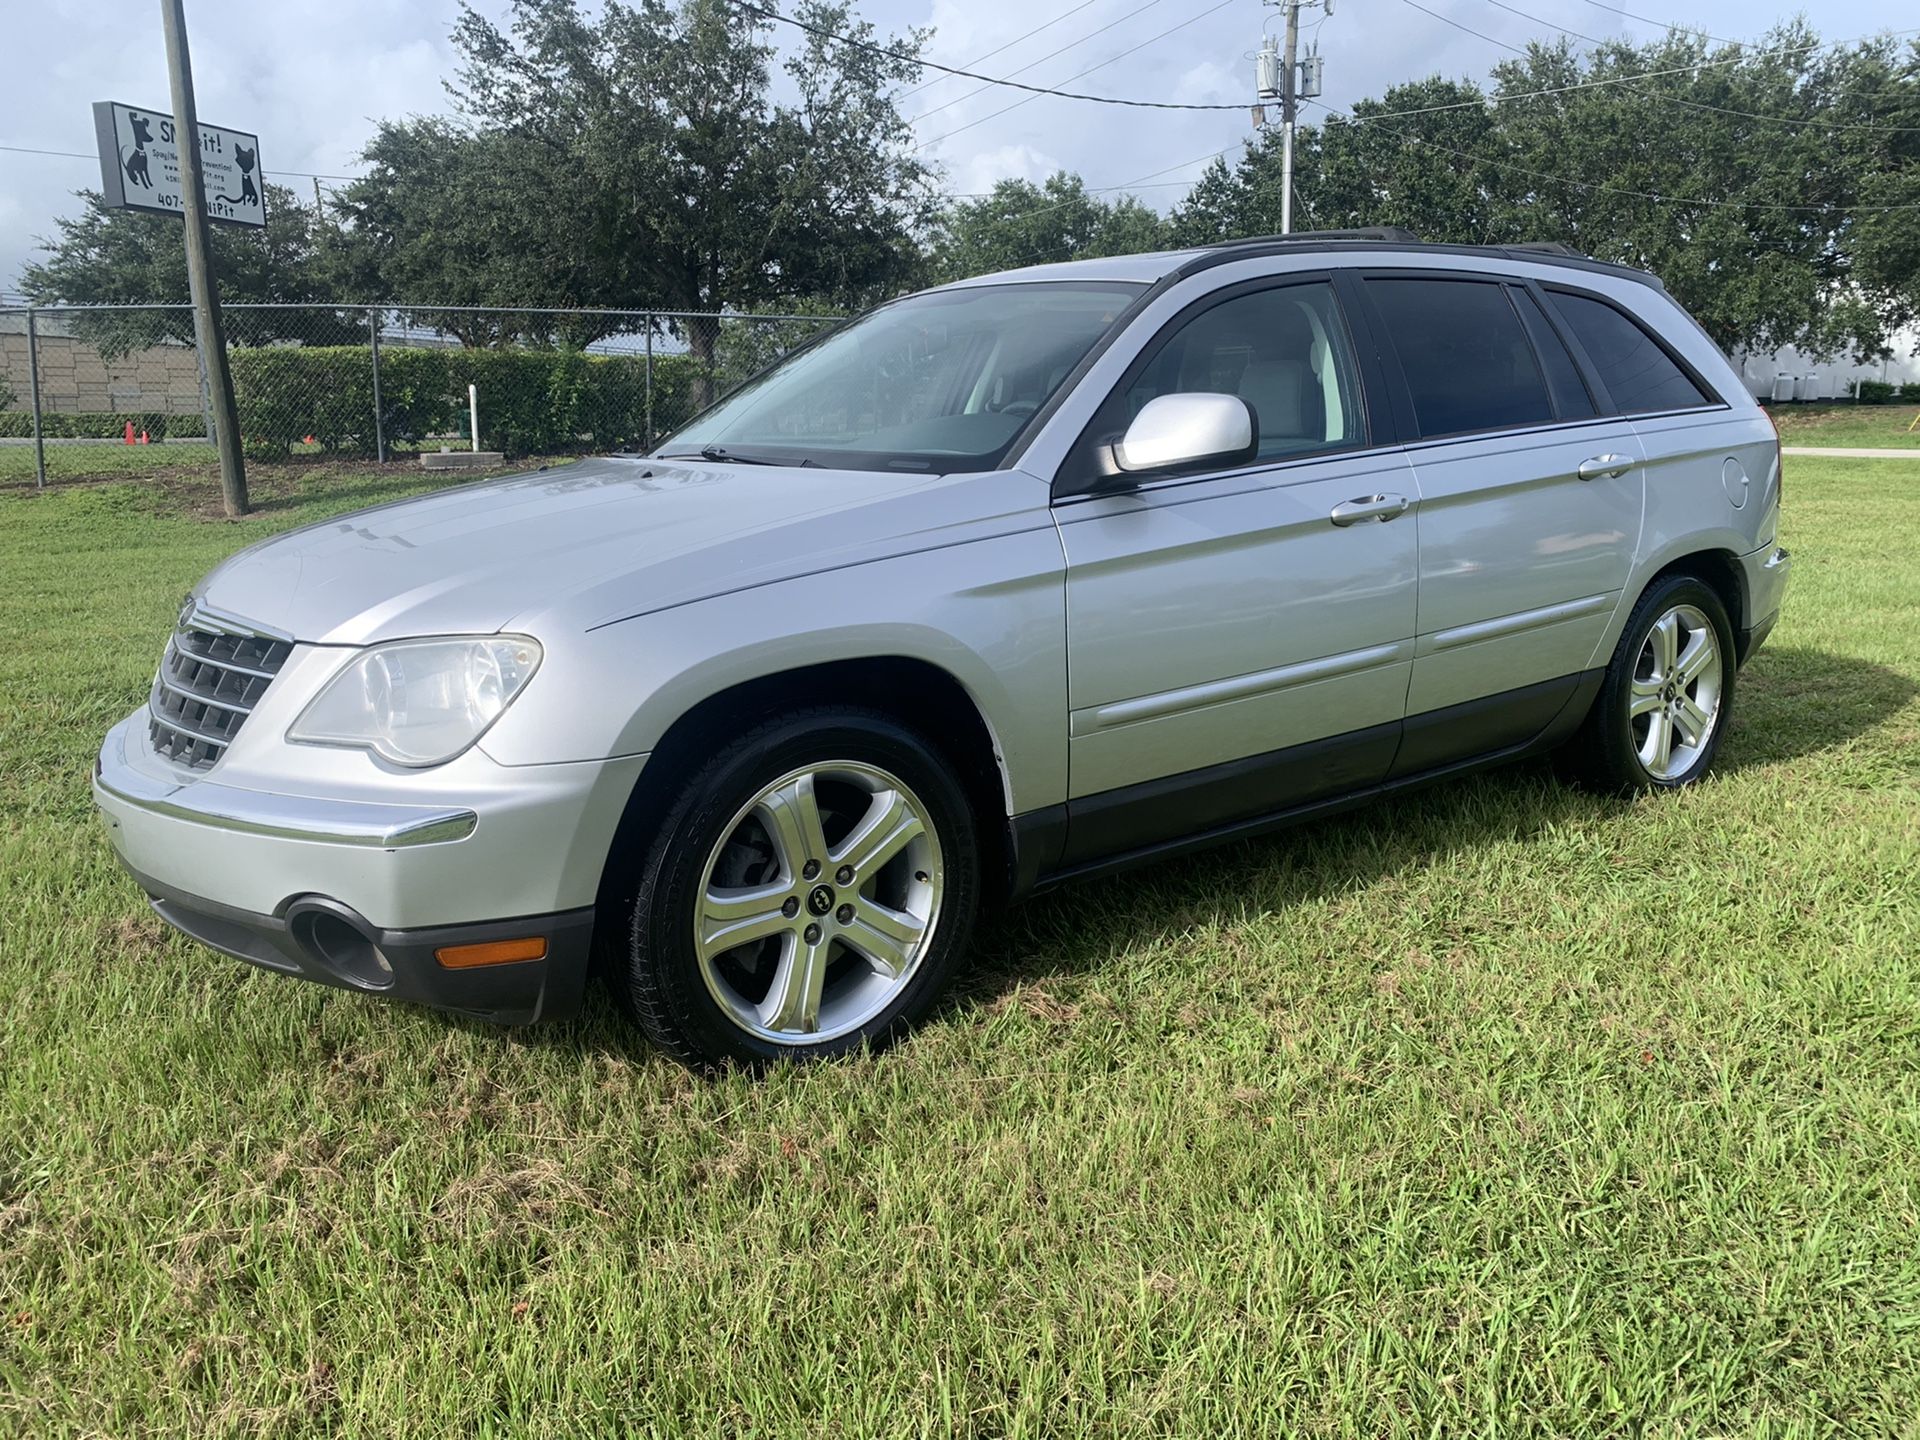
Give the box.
[95,231,1790,1067]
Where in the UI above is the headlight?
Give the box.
[288,636,542,767]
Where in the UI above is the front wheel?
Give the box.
[1562,575,1736,793]
[607,707,981,1069]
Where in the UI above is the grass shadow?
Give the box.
[489,646,1917,1062]
[1719,643,1916,769]
[957,643,1914,1016]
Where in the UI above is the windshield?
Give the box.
[660,281,1145,473]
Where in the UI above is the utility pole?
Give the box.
[159,0,248,516]
[1280,0,1299,235]
[1258,0,1330,235]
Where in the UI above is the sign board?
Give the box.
[92,100,266,229]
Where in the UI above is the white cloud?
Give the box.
[951,142,1063,195]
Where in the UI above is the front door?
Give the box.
[1051,277,1419,866]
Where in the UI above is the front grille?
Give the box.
[148,605,295,769]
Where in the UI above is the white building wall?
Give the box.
[1732,325,1920,402]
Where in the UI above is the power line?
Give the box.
[1302,97,1920,213]
[912,0,1177,126]
[1466,0,1920,132]
[1315,25,1920,123]
[0,142,362,182]
[899,0,1106,99]
[914,0,1245,150]
[1571,0,1744,47]
[1397,0,1532,56]
[736,1,1248,115]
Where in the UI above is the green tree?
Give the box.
[18,183,355,353]
[932,172,1170,281]
[330,0,936,391]
[1171,28,1920,361]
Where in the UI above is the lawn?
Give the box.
[2,459,1917,1437]
[0,439,513,486]
[1770,401,1920,449]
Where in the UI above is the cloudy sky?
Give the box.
[0,0,1907,295]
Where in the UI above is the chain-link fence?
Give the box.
[0,304,842,487]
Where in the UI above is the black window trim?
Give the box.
[1535,281,1728,418]
[1504,281,1600,423]
[1051,270,1378,503]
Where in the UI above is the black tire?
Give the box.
[1560,573,1737,793]
[603,706,981,1070]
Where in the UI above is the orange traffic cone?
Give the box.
[303,434,316,446]
[139,430,150,445]
[124,421,135,445]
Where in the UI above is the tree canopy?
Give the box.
[17,182,355,350]
[1168,26,1920,359]
[929,173,1169,282]
[328,0,937,352]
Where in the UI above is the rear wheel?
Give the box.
[1562,574,1735,792]
[607,708,980,1068]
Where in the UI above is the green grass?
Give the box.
[3,461,1918,1437]
[0,438,233,483]
[1771,402,1920,449]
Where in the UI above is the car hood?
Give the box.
[197,456,1052,646]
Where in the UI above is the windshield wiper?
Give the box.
[657,444,810,467]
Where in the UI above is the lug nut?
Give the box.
[802,860,821,880]
[836,903,854,924]
[835,865,854,886]
[803,923,822,944]
[781,896,800,918]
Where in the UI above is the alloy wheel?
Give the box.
[1629,602,1723,781]
[693,761,943,1044]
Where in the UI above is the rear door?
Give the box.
[1050,275,1419,865]
[1358,272,1646,773]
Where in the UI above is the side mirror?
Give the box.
[1111,392,1257,475]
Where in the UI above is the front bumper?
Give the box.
[93,711,647,1024]
[129,864,595,1024]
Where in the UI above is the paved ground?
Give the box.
[1783,446,1920,459]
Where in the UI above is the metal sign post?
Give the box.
[155,0,249,515]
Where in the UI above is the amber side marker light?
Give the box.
[435,937,548,969]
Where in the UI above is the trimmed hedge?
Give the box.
[0,410,176,441]
[227,345,708,458]
[1856,380,1898,405]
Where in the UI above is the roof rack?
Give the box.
[1505,241,1584,258]
[1203,227,1425,248]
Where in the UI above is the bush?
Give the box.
[226,344,700,457]
[1856,379,1897,405]
[0,410,174,440]
[1898,381,1920,404]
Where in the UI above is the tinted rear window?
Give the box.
[1547,291,1714,414]
[1368,279,1554,438]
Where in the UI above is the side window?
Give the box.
[1367,277,1554,438]
[1114,282,1364,463]
[1546,290,1715,414]
[1511,287,1596,420]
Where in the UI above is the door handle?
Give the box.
[1577,454,1634,481]
[1329,493,1410,527]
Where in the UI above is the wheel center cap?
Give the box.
[806,884,836,917]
